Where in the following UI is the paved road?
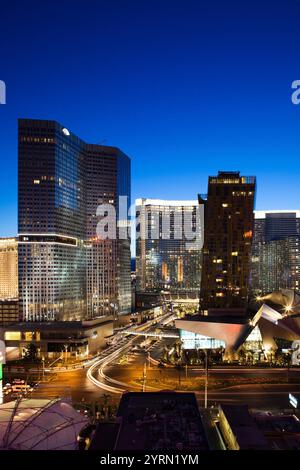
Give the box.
[93,348,300,409]
[28,369,102,400]
[27,365,300,409]
[14,319,300,410]
[28,313,174,404]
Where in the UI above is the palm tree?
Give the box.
[175,340,183,362]
[246,349,254,365]
[237,347,247,365]
[101,394,110,420]
[24,343,38,362]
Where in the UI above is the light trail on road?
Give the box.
[87,339,135,394]
[86,310,175,394]
[191,367,300,374]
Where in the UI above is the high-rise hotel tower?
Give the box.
[199,171,256,312]
[18,119,131,321]
[85,144,131,318]
[135,199,202,296]
[251,210,300,294]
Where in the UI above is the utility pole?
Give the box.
[142,362,147,392]
[204,349,208,409]
[185,363,188,380]
[64,344,68,364]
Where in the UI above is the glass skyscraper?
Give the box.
[0,238,18,300]
[251,211,300,295]
[18,119,131,321]
[135,199,202,295]
[85,145,131,318]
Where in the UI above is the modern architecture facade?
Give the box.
[18,119,131,322]
[199,171,256,312]
[0,238,18,300]
[0,300,19,325]
[1,316,113,358]
[85,144,131,318]
[251,211,300,295]
[176,289,300,361]
[135,199,202,296]
[0,238,19,325]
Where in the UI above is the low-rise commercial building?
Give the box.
[0,316,113,359]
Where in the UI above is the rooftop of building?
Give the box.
[177,313,250,325]
[135,198,199,207]
[2,316,113,332]
[220,405,269,450]
[0,237,17,242]
[208,171,256,184]
[254,209,300,218]
[253,412,300,450]
[111,391,208,451]
[18,118,127,158]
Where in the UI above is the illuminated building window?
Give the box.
[5,331,21,340]
[24,332,34,341]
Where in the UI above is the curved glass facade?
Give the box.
[18,119,131,321]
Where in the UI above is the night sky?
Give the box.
[0,0,299,238]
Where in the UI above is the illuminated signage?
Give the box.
[289,393,298,409]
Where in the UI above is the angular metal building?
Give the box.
[176,290,300,360]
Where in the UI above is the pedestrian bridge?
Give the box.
[122,328,179,339]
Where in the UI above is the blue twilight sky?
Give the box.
[0,0,300,239]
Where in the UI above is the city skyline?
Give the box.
[1,1,300,455]
[1,0,300,238]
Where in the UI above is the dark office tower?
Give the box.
[251,211,300,294]
[18,119,131,322]
[85,145,131,318]
[200,171,256,312]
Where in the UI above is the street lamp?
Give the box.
[64,344,69,363]
[42,356,45,380]
[285,305,293,314]
[204,349,209,409]
[142,362,147,392]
